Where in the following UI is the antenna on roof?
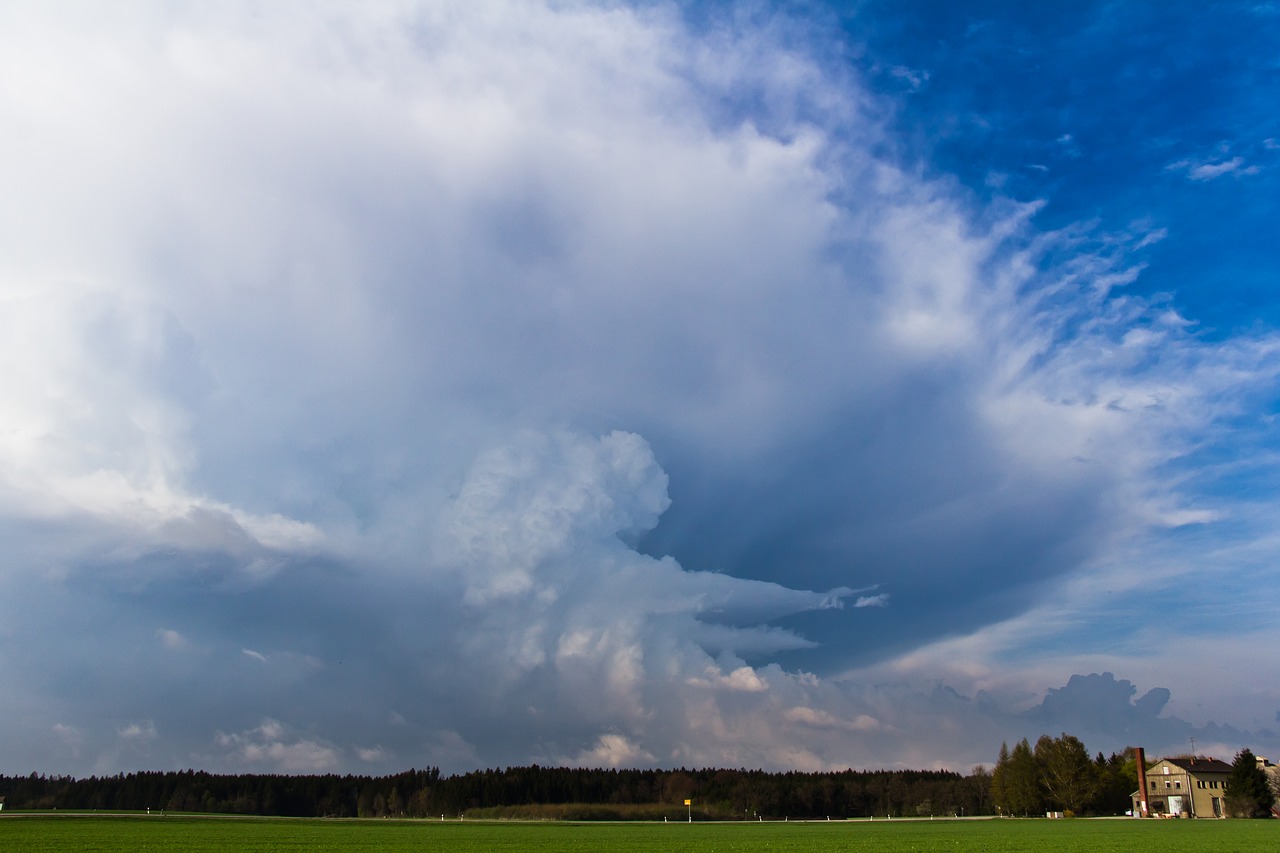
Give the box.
[1188,737,1197,757]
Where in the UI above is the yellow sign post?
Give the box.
[685,799,692,822]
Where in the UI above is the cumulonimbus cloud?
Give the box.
[0,0,1277,775]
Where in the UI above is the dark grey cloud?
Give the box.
[1019,672,1274,761]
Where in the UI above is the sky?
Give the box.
[1,0,1278,777]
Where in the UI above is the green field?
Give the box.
[1,815,1276,852]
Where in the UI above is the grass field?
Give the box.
[1,814,1276,852]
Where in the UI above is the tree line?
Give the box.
[7,733,1268,819]
[0,764,992,819]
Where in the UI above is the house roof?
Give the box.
[1158,757,1232,774]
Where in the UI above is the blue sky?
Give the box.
[848,0,1280,332]
[0,0,1277,776]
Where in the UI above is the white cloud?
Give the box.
[157,628,188,650]
[569,734,655,768]
[52,723,83,757]
[119,720,158,741]
[687,665,769,692]
[784,707,884,732]
[215,719,340,773]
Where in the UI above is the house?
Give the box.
[1132,756,1231,818]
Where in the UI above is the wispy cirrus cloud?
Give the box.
[1166,155,1260,181]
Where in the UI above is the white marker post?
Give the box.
[685,798,692,823]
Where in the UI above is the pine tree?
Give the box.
[1226,748,1275,818]
[1004,738,1043,816]
[991,742,1011,815]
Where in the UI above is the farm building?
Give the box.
[1132,755,1231,818]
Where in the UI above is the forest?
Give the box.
[1,764,996,819]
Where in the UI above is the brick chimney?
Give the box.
[1134,747,1149,818]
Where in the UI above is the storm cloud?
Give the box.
[1,1,1278,775]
